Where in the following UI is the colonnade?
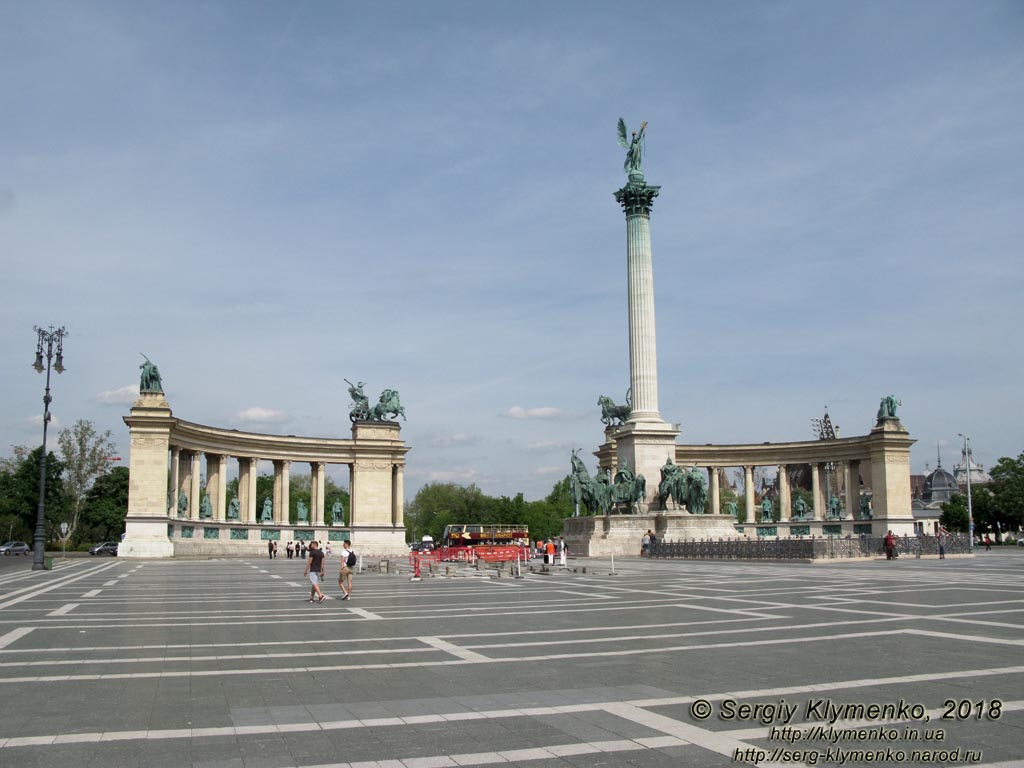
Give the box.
[700,459,863,523]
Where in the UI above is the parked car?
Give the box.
[0,541,30,555]
[89,541,119,556]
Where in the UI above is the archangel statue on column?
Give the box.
[618,118,648,176]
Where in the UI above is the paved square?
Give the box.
[1,553,1022,767]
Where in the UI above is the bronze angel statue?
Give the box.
[618,117,648,176]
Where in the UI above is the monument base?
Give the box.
[563,512,740,557]
[119,517,174,558]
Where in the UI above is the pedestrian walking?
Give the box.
[304,541,327,603]
[545,539,556,565]
[268,540,274,560]
[300,542,307,558]
[641,531,651,557]
[339,540,356,600]
[272,541,278,558]
[884,530,896,560]
[558,537,567,567]
[984,535,992,551]
[286,541,294,559]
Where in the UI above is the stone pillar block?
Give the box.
[120,393,175,558]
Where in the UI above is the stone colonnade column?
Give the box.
[189,452,202,520]
[778,464,791,522]
[392,464,404,527]
[169,447,181,515]
[615,175,662,423]
[744,465,755,524]
[273,460,290,524]
[238,458,258,524]
[845,460,859,519]
[178,450,193,516]
[348,463,356,527]
[205,453,225,521]
[811,463,823,520]
[311,462,326,526]
[708,466,720,515]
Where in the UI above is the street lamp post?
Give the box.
[31,325,67,571]
[958,433,973,552]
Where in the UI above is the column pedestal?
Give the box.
[120,393,175,558]
[613,420,679,510]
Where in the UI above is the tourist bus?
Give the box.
[437,524,530,562]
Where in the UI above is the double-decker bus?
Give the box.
[437,524,530,562]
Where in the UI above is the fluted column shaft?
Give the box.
[189,452,201,520]
[778,465,791,522]
[811,463,823,521]
[744,466,755,524]
[625,212,660,421]
[708,467,720,515]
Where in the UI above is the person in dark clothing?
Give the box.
[304,541,327,603]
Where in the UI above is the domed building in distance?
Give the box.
[912,446,961,534]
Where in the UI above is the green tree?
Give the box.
[545,476,575,518]
[57,419,118,544]
[405,482,492,541]
[989,453,1024,533]
[80,466,129,542]
[0,446,67,541]
[941,494,969,533]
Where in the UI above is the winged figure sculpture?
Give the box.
[618,117,648,175]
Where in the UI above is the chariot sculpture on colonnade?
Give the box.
[346,379,406,422]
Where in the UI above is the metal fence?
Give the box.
[650,534,971,560]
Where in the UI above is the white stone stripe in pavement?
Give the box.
[47,604,78,617]
[0,628,34,650]
[419,636,490,662]
[0,561,119,610]
[2,629,1016,685]
[102,580,118,586]
[346,607,382,620]
[81,590,102,598]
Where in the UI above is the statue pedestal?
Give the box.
[564,512,740,557]
[613,420,679,510]
[120,393,175,558]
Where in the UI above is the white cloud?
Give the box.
[533,465,563,476]
[428,468,480,483]
[235,407,288,424]
[96,385,139,405]
[505,406,564,420]
[21,414,61,430]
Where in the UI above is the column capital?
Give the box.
[614,180,661,216]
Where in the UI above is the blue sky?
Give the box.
[2,1,1022,499]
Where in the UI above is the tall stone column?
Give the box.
[238,458,258,523]
[179,450,193,516]
[348,463,356,527]
[189,452,202,520]
[311,462,326,526]
[392,464,404,527]
[206,453,225,521]
[708,466,720,515]
[611,174,678,505]
[868,419,915,532]
[121,392,175,558]
[273,460,290,524]
[778,465,791,522]
[844,461,859,519]
[744,466,755,524]
[169,447,181,516]
[811,463,823,521]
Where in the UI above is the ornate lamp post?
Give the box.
[30,325,67,570]
[958,433,974,552]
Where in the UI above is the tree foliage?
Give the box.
[405,480,570,543]
[80,466,129,542]
[57,419,118,542]
[0,446,67,540]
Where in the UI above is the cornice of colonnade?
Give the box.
[167,418,410,464]
[674,425,914,467]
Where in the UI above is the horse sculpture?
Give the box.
[569,451,611,516]
[598,389,632,426]
[347,379,406,422]
[372,389,406,421]
[658,463,708,514]
[611,464,646,513]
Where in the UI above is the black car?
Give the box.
[89,541,119,556]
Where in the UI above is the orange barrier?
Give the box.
[435,545,530,564]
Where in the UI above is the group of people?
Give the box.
[266,540,332,559]
[303,539,357,604]
[641,529,658,556]
[535,537,567,566]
